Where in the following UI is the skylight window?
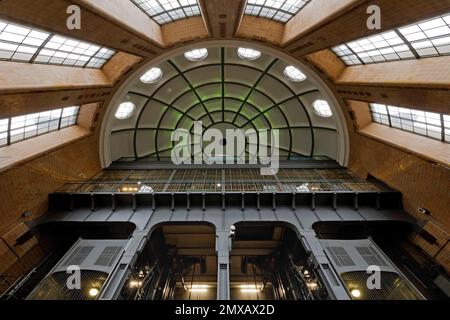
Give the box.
[0,106,80,147]
[370,103,449,143]
[245,0,312,23]
[332,13,450,65]
[312,100,333,118]
[284,65,307,82]
[0,19,115,68]
[140,67,164,84]
[115,102,136,120]
[131,0,201,25]
[237,48,262,60]
[184,48,208,61]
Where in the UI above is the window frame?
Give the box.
[369,103,449,143]
[0,19,115,69]
[131,0,201,25]
[244,0,312,23]
[0,106,80,148]
[332,13,450,65]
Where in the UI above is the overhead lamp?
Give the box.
[306,281,318,290]
[351,288,362,299]
[189,284,209,293]
[129,280,143,289]
[89,288,99,297]
[240,284,260,293]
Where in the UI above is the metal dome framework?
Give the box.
[107,46,341,163]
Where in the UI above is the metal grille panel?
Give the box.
[61,246,94,267]
[356,246,388,267]
[326,247,355,267]
[95,246,123,267]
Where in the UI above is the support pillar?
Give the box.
[99,230,148,300]
[216,229,231,300]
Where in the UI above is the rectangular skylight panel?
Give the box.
[132,0,201,25]
[245,0,311,23]
[0,119,9,146]
[0,19,115,68]
[1,106,80,147]
[333,13,450,65]
[419,17,446,30]
[371,103,450,142]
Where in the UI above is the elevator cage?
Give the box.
[27,239,128,300]
[320,239,424,300]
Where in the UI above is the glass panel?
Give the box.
[244,0,311,23]
[333,13,450,65]
[131,0,201,25]
[1,106,80,148]
[0,19,115,68]
[370,103,448,143]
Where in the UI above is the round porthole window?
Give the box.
[115,102,136,120]
[237,48,262,61]
[184,48,208,61]
[284,65,307,82]
[140,67,163,84]
[312,100,333,118]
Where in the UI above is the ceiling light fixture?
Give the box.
[284,65,307,82]
[351,288,362,299]
[237,47,262,61]
[184,48,208,61]
[89,288,99,297]
[189,284,209,293]
[240,284,260,293]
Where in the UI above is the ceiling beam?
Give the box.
[306,50,450,114]
[0,0,164,57]
[198,0,246,38]
[0,88,112,119]
[283,0,450,57]
[334,57,450,114]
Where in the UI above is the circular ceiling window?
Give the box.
[115,102,136,120]
[237,47,261,61]
[184,48,209,61]
[284,66,307,82]
[312,100,333,118]
[140,67,163,84]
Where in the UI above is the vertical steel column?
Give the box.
[216,229,231,300]
[99,231,148,300]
